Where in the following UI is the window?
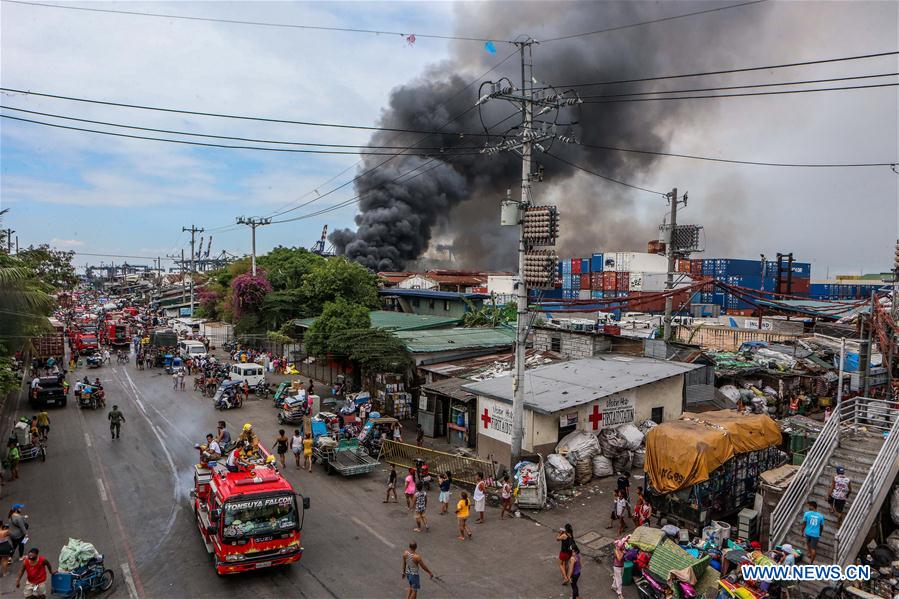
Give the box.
[443,300,450,311]
[550,335,562,352]
[651,406,664,424]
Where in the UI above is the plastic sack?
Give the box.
[58,538,100,572]
[616,423,644,451]
[612,451,632,474]
[545,453,575,490]
[598,427,629,458]
[891,486,899,526]
[886,530,899,556]
[638,419,657,436]
[632,447,646,469]
[555,430,600,465]
[592,454,614,478]
[574,458,593,485]
[718,385,741,404]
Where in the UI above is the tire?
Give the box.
[278,414,284,424]
[39,446,46,462]
[61,398,67,408]
[100,569,115,591]
[74,586,86,599]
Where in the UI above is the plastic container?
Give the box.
[622,561,634,586]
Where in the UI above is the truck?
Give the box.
[30,375,67,408]
[32,317,66,363]
[73,333,100,355]
[102,320,130,347]
[150,328,178,349]
[191,446,310,575]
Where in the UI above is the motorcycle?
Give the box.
[86,354,103,369]
[255,381,271,399]
[213,381,243,410]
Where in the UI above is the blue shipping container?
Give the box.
[562,259,572,274]
[591,290,604,299]
[591,253,604,273]
[543,288,563,300]
[581,258,590,273]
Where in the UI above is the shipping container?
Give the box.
[562,258,572,274]
[629,272,643,291]
[702,259,715,276]
[578,290,592,300]
[562,289,577,299]
[562,274,573,289]
[591,290,604,299]
[616,271,630,291]
[580,273,592,289]
[571,259,582,275]
[571,276,581,290]
[581,258,590,273]
[690,259,703,275]
[606,251,668,273]
[591,253,604,273]
[591,273,603,288]
[602,271,617,291]
[647,240,665,255]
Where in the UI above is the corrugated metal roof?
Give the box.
[421,377,477,401]
[462,356,704,414]
[378,288,490,300]
[294,310,460,332]
[394,327,516,353]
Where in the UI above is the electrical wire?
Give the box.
[577,142,897,168]
[539,51,899,90]
[580,81,899,103]
[577,72,899,99]
[0,87,499,137]
[0,105,489,152]
[542,151,667,196]
[540,0,768,43]
[2,0,512,44]
[0,114,484,156]
[70,252,176,260]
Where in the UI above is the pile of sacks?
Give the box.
[548,421,656,487]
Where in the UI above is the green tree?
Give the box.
[300,257,380,316]
[260,288,306,330]
[257,246,324,291]
[15,244,78,291]
[304,299,371,357]
[330,327,412,395]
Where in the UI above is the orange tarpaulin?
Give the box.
[644,410,782,494]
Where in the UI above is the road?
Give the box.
[0,355,624,599]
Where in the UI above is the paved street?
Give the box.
[0,357,628,599]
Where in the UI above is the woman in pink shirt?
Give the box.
[404,469,417,510]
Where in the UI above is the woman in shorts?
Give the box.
[272,429,289,468]
[455,491,472,541]
[438,472,452,514]
[500,475,513,519]
[290,430,303,469]
[0,521,13,576]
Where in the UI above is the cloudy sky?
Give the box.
[1,0,896,277]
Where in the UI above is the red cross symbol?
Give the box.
[588,404,603,430]
[481,408,492,429]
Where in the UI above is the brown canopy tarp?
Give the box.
[644,410,782,494]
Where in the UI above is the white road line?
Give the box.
[96,478,108,502]
[84,432,92,448]
[119,562,139,599]
[350,515,396,549]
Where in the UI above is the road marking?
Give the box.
[96,478,108,502]
[84,433,92,448]
[120,562,139,599]
[350,515,396,549]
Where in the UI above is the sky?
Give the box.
[1,0,897,278]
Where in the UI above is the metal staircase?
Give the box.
[770,397,899,571]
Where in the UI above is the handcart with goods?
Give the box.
[50,539,115,598]
[321,438,378,477]
[513,452,546,509]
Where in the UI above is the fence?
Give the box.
[379,440,498,487]
[675,325,801,351]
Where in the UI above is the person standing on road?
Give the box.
[8,505,27,561]
[611,539,625,599]
[567,543,582,599]
[500,475,513,520]
[437,472,451,514]
[291,430,303,469]
[557,523,574,584]
[401,542,433,599]
[0,521,14,575]
[392,422,403,444]
[615,490,631,536]
[107,405,125,440]
[6,442,20,481]
[272,430,289,468]
[102,348,110,365]
[473,472,486,524]
[616,471,630,502]
[828,466,851,526]
[803,500,825,563]
[178,368,186,391]
[302,435,313,472]
[171,371,178,390]
[455,492,472,541]
[385,464,398,503]
[15,548,53,599]
[404,469,417,510]
[413,483,429,532]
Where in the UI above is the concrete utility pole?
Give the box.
[663,188,678,341]
[4,229,14,254]
[236,217,272,276]
[183,225,204,317]
[180,249,186,304]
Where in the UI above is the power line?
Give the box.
[2,0,511,44]
[580,81,899,103]
[0,87,498,137]
[0,114,484,156]
[541,0,769,43]
[543,151,667,196]
[578,72,899,99]
[0,105,487,151]
[542,50,899,90]
[71,252,176,260]
[577,142,898,168]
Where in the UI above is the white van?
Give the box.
[229,363,265,387]
[179,340,208,360]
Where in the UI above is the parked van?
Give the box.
[229,363,265,387]
[179,340,207,360]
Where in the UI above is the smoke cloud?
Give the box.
[332,2,770,270]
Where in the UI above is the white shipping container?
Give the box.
[487,275,518,296]
[577,290,592,300]
[612,252,669,273]
[630,272,695,292]
[629,272,644,291]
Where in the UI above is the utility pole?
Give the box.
[236,217,272,276]
[182,225,204,317]
[180,249,185,304]
[4,229,13,254]
[758,254,766,329]
[662,188,678,341]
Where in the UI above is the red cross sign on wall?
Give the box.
[481,408,492,429]
[588,404,603,430]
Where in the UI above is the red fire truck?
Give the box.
[102,319,130,347]
[191,445,310,574]
[72,333,100,355]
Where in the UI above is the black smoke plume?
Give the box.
[332,2,768,270]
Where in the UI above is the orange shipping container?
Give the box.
[580,274,592,289]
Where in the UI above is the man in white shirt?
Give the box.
[196,433,222,465]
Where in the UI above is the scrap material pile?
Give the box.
[643,411,785,530]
